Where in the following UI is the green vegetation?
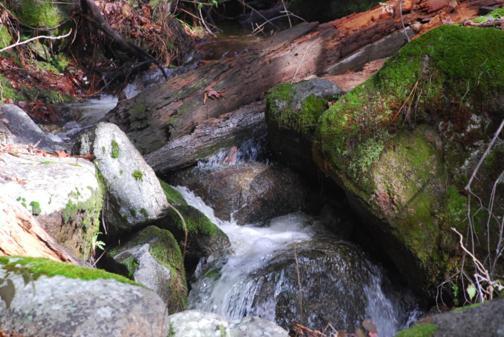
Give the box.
[0,25,12,49]
[16,0,65,29]
[0,256,135,284]
[165,205,219,237]
[132,170,143,181]
[472,7,504,23]
[395,323,438,337]
[0,75,20,102]
[29,201,42,216]
[111,226,188,311]
[111,140,120,159]
[159,179,187,206]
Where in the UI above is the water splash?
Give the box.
[196,139,266,171]
[177,186,416,336]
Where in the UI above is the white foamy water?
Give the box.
[176,186,414,336]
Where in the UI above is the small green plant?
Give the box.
[132,170,143,181]
[16,196,27,208]
[111,140,120,159]
[91,231,106,251]
[140,208,148,218]
[29,201,41,216]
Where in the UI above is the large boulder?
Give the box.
[75,122,168,234]
[110,226,188,313]
[170,162,309,225]
[266,78,342,175]
[270,25,504,294]
[239,239,413,334]
[395,299,504,337]
[0,256,169,337]
[167,310,288,337]
[0,150,104,260]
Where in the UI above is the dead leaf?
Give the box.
[203,88,224,104]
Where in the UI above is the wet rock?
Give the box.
[153,204,231,273]
[170,162,308,225]
[167,310,288,337]
[395,299,504,337]
[246,239,410,334]
[75,122,168,234]
[0,104,63,150]
[110,226,188,313]
[266,78,342,175]
[272,26,504,294]
[0,256,169,337]
[0,151,103,260]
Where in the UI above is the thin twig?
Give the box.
[0,29,72,53]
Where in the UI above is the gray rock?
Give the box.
[0,151,103,260]
[230,316,288,337]
[0,257,169,337]
[0,104,63,150]
[167,310,287,337]
[169,162,308,225]
[395,299,504,337]
[110,226,188,313]
[76,122,168,233]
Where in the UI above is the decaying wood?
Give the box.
[108,0,503,155]
[0,196,78,264]
[145,100,266,175]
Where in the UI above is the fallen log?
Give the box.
[107,0,503,156]
[145,100,266,175]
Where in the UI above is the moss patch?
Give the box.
[165,205,219,237]
[159,179,187,206]
[111,226,188,312]
[132,170,143,181]
[0,256,135,285]
[15,0,65,29]
[111,140,120,159]
[0,75,20,102]
[395,323,438,337]
[0,25,12,49]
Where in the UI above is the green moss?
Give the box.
[473,7,504,23]
[16,0,65,29]
[111,140,120,159]
[444,186,467,228]
[140,208,149,218]
[61,172,105,259]
[0,75,20,102]
[165,205,219,237]
[112,226,188,311]
[21,86,71,104]
[266,83,329,136]
[452,302,481,313]
[0,256,136,285]
[132,170,143,181]
[29,201,41,216]
[395,323,438,337]
[0,25,12,49]
[159,179,187,206]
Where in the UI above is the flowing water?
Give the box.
[177,183,418,337]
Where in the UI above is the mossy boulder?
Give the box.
[153,204,231,273]
[110,226,188,313]
[394,298,504,337]
[315,25,504,293]
[9,0,67,29]
[0,256,169,337]
[0,150,104,261]
[266,78,342,174]
[75,122,169,234]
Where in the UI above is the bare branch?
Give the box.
[0,29,73,53]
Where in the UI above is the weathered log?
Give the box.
[145,100,266,175]
[107,0,503,155]
[0,196,78,264]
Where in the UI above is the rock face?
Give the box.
[269,25,504,294]
[266,78,342,175]
[0,104,63,150]
[0,256,169,337]
[167,310,288,337]
[0,150,103,260]
[75,122,168,233]
[395,299,504,337]
[110,226,188,313]
[170,162,308,225]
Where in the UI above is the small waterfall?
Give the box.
[176,186,417,337]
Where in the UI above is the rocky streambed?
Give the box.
[1,16,504,337]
